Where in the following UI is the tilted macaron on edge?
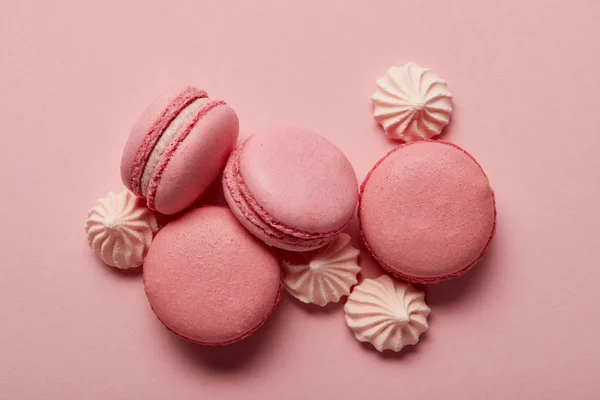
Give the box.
[120,87,238,215]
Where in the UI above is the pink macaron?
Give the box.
[359,140,496,284]
[121,86,239,215]
[223,127,358,251]
[143,206,282,345]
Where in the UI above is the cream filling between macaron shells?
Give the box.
[140,97,211,197]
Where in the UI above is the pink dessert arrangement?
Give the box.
[85,63,497,354]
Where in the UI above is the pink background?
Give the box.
[1,0,599,399]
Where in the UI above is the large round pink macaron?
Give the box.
[143,206,281,345]
[359,140,496,284]
[121,86,239,215]
[223,127,358,251]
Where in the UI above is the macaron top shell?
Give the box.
[143,207,281,345]
[360,141,496,282]
[238,128,358,233]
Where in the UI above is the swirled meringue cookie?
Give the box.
[280,233,360,306]
[372,62,452,141]
[85,190,158,269]
[344,275,430,352]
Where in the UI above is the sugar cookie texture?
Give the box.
[344,275,430,352]
[280,233,360,306]
[85,190,158,269]
[372,62,452,141]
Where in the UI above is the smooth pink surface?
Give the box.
[143,207,281,345]
[1,1,600,399]
[360,141,496,282]
[223,146,336,251]
[222,128,358,251]
[239,128,358,232]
